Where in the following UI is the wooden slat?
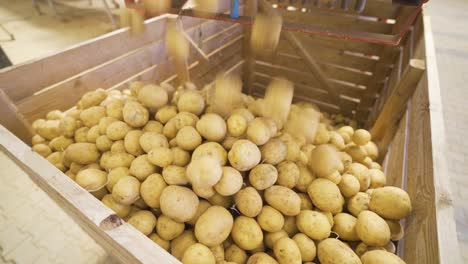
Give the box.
[0,125,180,264]
[383,110,408,188]
[279,9,393,34]
[371,59,425,141]
[242,0,257,93]
[0,89,34,145]
[0,16,168,103]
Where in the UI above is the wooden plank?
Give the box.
[0,125,180,264]
[242,0,257,93]
[0,89,34,145]
[278,9,393,34]
[405,12,461,263]
[277,40,378,72]
[383,111,408,188]
[0,15,169,103]
[371,59,425,141]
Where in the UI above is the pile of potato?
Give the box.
[31,77,411,264]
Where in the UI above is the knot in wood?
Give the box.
[99,214,123,230]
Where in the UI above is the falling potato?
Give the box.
[144,0,171,16]
[193,0,220,18]
[250,12,282,57]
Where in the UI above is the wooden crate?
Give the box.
[0,2,462,264]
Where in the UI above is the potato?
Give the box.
[146,147,173,168]
[214,166,243,196]
[235,187,263,217]
[265,230,288,249]
[46,151,65,170]
[139,131,169,153]
[187,155,222,188]
[187,200,211,225]
[249,164,278,191]
[111,140,126,153]
[32,134,47,145]
[276,161,299,188]
[329,131,345,150]
[296,164,316,192]
[386,220,404,241]
[247,253,279,264]
[264,186,301,216]
[128,210,157,236]
[172,147,191,166]
[129,155,156,181]
[228,140,261,171]
[317,238,361,264]
[298,193,313,210]
[313,124,330,145]
[192,183,216,199]
[112,176,140,205]
[308,144,343,180]
[78,89,107,109]
[36,120,61,140]
[106,99,124,120]
[59,116,78,137]
[80,106,106,127]
[64,143,100,164]
[370,162,381,170]
[362,156,373,168]
[247,118,271,145]
[161,165,186,185]
[337,126,354,142]
[160,186,199,222]
[361,250,405,264]
[106,121,131,140]
[347,192,370,217]
[292,233,316,262]
[157,214,185,240]
[273,237,302,264]
[177,90,205,116]
[196,113,227,142]
[260,138,287,165]
[143,120,164,133]
[176,126,202,151]
[307,178,344,214]
[95,135,112,152]
[163,120,178,139]
[74,127,89,142]
[182,243,216,264]
[296,210,331,240]
[364,141,379,160]
[332,213,359,241]
[356,210,391,246]
[207,192,233,208]
[368,169,386,188]
[75,168,107,191]
[102,194,131,218]
[86,125,101,143]
[369,187,412,220]
[106,167,129,192]
[353,129,371,146]
[156,105,178,124]
[149,233,170,251]
[227,114,247,137]
[195,206,233,246]
[225,244,248,264]
[124,130,144,156]
[232,108,255,123]
[346,144,367,163]
[137,84,168,111]
[338,173,360,198]
[100,151,134,169]
[232,216,263,250]
[257,205,284,232]
[123,101,149,127]
[45,110,63,120]
[222,136,238,150]
[140,173,167,208]
[172,230,197,260]
[192,142,227,166]
[33,144,52,158]
[134,198,149,209]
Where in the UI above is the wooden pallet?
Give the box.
[0,2,462,264]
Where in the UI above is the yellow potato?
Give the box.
[338,173,361,198]
[368,169,386,188]
[137,84,168,111]
[171,147,191,166]
[194,206,233,246]
[160,186,199,222]
[124,130,144,156]
[33,144,52,158]
[112,176,140,205]
[225,244,248,264]
[106,121,131,140]
[111,140,126,153]
[139,131,169,153]
[182,243,216,264]
[86,125,101,143]
[123,100,149,127]
[95,135,112,152]
[74,127,89,142]
[64,143,100,165]
[192,142,227,166]
[102,194,131,218]
[32,134,47,145]
[247,252,279,264]
[257,206,284,232]
[129,155,156,181]
[196,113,227,142]
[149,233,170,251]
[313,124,330,145]
[147,146,173,168]
[162,165,187,185]
[207,192,233,208]
[232,216,263,250]
[75,168,107,191]
[273,237,302,264]
[231,108,255,123]
[140,173,167,208]
[36,120,62,140]
[265,230,288,249]
[307,144,343,179]
[235,187,263,217]
[177,90,205,116]
[78,89,107,109]
[187,155,222,188]
[228,140,261,171]
[347,192,370,217]
[171,230,197,260]
[317,238,361,264]
[227,114,248,137]
[59,116,78,137]
[247,118,271,146]
[249,164,278,191]
[346,144,368,163]
[106,167,129,192]
[364,141,379,160]
[369,186,412,220]
[356,210,391,247]
[157,214,185,240]
[296,210,331,240]
[276,161,300,189]
[292,233,316,262]
[106,99,124,120]
[155,105,178,124]
[187,200,211,226]
[214,166,243,196]
[128,210,157,236]
[264,186,301,216]
[260,138,287,165]
[352,129,371,146]
[386,220,404,241]
[176,126,202,151]
[296,164,316,192]
[307,178,344,214]
[80,106,106,127]
[361,250,405,264]
[332,213,359,241]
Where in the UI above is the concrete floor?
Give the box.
[0,0,467,263]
